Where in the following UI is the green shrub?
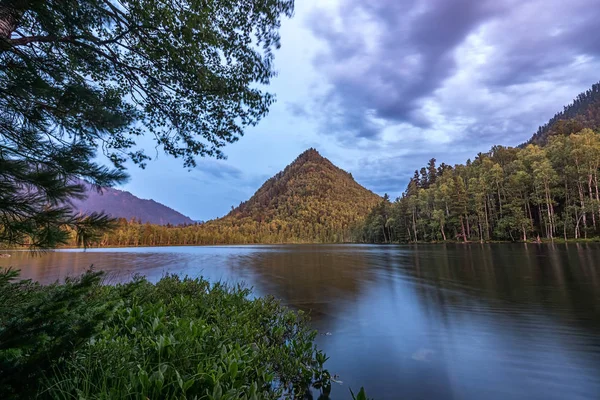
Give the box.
[0,269,114,398]
[0,271,332,399]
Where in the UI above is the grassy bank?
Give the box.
[0,269,360,399]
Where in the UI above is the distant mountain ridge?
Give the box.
[525,81,600,146]
[71,183,194,225]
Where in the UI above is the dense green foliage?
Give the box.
[0,269,335,399]
[72,149,382,246]
[359,129,600,243]
[0,0,292,249]
[527,82,600,146]
[214,149,381,243]
[0,269,115,397]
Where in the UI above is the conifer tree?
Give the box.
[0,0,293,247]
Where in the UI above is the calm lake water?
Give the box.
[2,243,600,399]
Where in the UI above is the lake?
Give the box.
[1,243,599,399]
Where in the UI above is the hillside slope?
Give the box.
[71,183,194,225]
[526,81,600,146]
[204,148,382,242]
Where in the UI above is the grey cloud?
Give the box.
[308,0,510,138]
[196,159,243,180]
[482,1,600,87]
[286,102,309,118]
[307,0,600,144]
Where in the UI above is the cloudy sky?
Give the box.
[120,0,600,221]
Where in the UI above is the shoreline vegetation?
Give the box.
[0,268,369,399]
[4,236,600,252]
[359,129,600,244]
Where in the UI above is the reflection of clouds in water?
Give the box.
[411,348,435,362]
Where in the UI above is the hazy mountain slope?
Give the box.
[71,183,194,225]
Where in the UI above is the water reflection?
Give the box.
[1,244,599,399]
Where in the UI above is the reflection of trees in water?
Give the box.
[405,243,600,332]
[5,243,598,334]
[224,245,373,326]
[2,251,191,284]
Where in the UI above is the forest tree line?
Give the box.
[63,216,360,247]
[358,128,600,243]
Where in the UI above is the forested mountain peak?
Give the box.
[296,147,323,160]
[278,147,351,179]
[525,81,600,146]
[229,148,377,219]
[87,150,382,246]
[92,150,382,245]
[184,149,383,243]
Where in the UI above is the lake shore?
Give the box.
[3,236,600,252]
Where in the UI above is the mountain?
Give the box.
[202,148,382,242]
[525,81,600,146]
[82,148,382,246]
[71,183,194,225]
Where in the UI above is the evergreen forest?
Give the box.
[360,129,600,243]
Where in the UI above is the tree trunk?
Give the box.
[564,180,570,240]
[578,181,587,231]
[478,217,483,242]
[537,203,543,237]
[588,173,596,228]
[595,171,600,224]
[0,2,27,44]
[465,214,471,239]
[546,202,553,240]
[526,197,533,223]
[545,181,554,239]
[460,216,467,243]
[497,183,503,217]
[412,208,418,242]
[484,199,490,240]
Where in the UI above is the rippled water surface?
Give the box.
[2,243,599,399]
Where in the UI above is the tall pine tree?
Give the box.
[0,0,293,248]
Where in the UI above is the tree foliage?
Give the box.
[360,129,600,243]
[0,269,332,399]
[0,0,293,248]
